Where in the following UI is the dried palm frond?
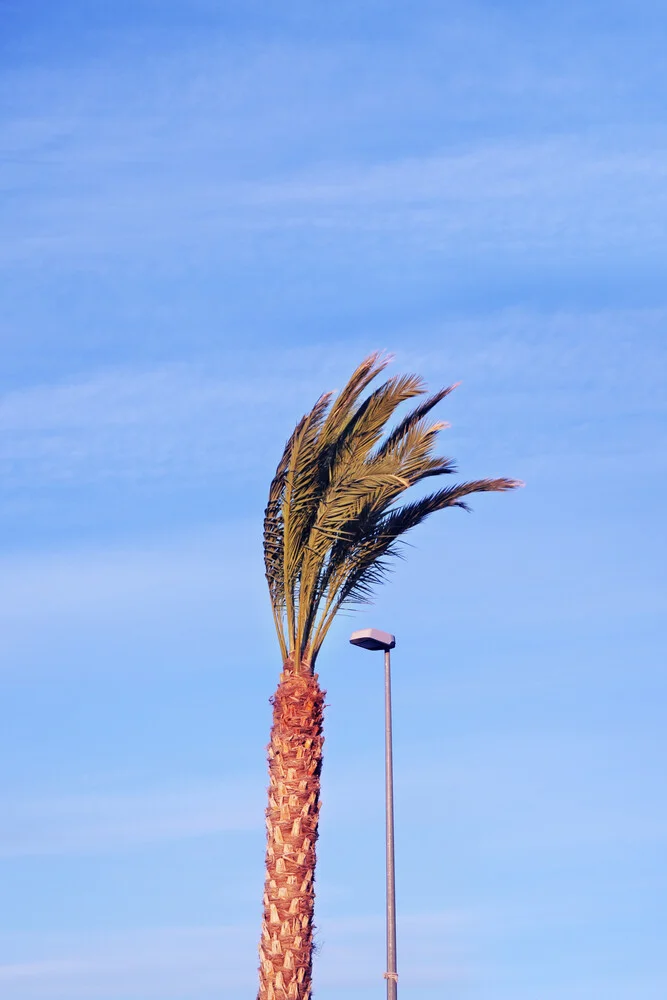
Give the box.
[263,353,521,669]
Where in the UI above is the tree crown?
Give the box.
[264,352,521,668]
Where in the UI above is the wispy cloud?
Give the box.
[0,363,280,485]
[0,911,466,998]
[0,520,276,675]
[246,139,667,236]
[0,780,261,857]
[3,719,663,861]
[1,306,665,491]
[0,348,356,487]
[4,134,667,263]
[393,747,667,856]
[0,525,255,616]
[0,925,253,999]
[315,910,468,989]
[2,12,667,265]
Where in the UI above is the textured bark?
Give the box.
[257,667,325,1000]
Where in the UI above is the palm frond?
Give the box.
[377,384,459,457]
[329,372,426,469]
[319,352,391,447]
[293,372,425,656]
[264,392,332,655]
[379,477,520,535]
[263,412,309,659]
[311,477,519,651]
[263,352,521,669]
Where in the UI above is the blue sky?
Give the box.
[1,1,666,998]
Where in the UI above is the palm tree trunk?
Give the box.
[257,666,325,1000]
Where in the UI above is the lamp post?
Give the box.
[349,628,398,1000]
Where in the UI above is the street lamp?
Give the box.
[349,628,399,1000]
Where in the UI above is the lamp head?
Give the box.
[349,628,396,652]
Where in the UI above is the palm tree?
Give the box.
[257,352,520,1000]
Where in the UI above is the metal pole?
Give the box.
[384,647,398,999]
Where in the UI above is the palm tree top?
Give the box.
[264,351,521,668]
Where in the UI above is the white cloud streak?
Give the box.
[2,20,666,264]
[1,306,664,490]
[0,347,356,486]
[0,520,276,676]
[0,781,261,857]
[4,135,667,262]
[0,925,253,999]
[0,911,466,998]
[0,364,279,483]
[0,525,258,622]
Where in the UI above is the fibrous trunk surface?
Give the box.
[257,667,325,1000]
